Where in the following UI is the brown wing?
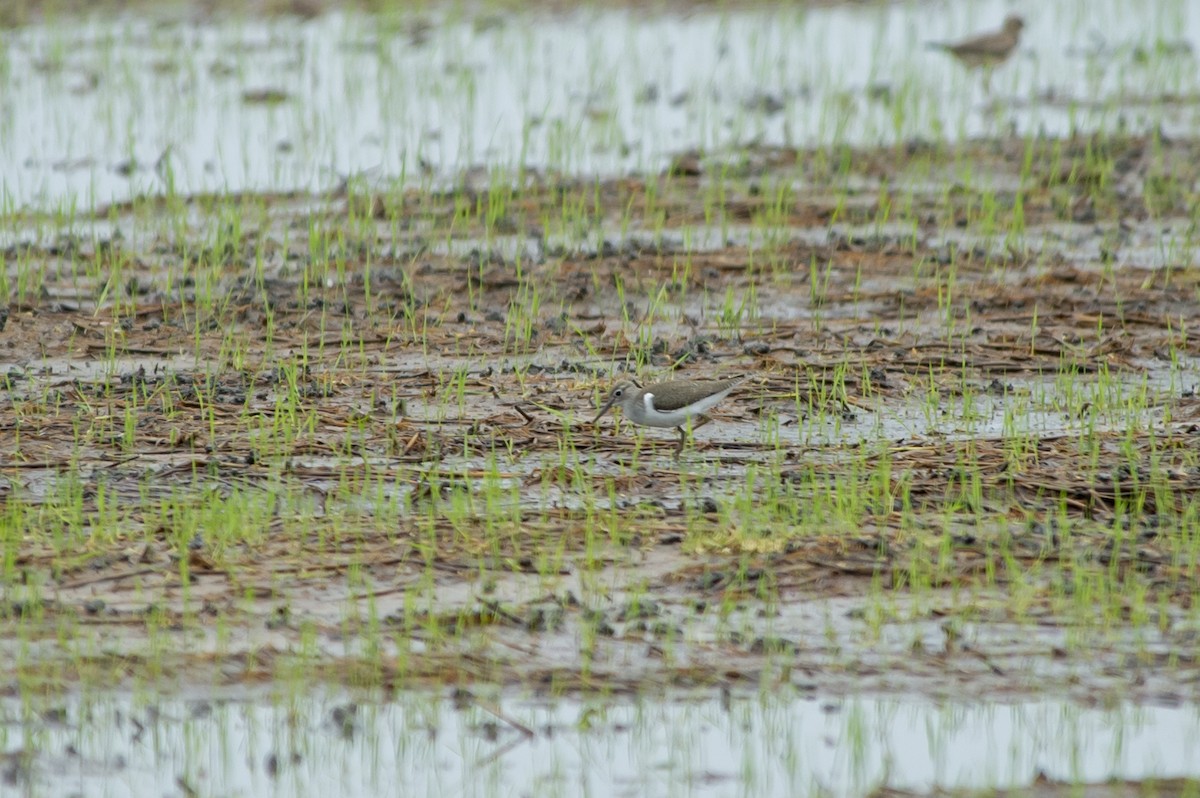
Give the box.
[648,379,741,412]
[948,29,1016,58]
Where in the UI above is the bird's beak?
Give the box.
[592,396,617,424]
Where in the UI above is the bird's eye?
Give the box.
[614,389,623,397]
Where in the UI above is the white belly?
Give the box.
[636,389,729,427]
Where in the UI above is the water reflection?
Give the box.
[4,690,1198,797]
[3,0,1199,209]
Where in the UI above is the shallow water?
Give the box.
[4,0,1200,210]
[4,6,1200,795]
[5,689,1198,798]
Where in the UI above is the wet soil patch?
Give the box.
[3,137,1200,703]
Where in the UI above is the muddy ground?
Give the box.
[3,134,1200,710]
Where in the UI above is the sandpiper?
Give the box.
[928,15,1025,90]
[592,377,745,455]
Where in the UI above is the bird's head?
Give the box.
[593,381,640,423]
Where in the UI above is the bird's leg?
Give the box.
[675,415,714,458]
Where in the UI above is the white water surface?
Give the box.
[2,0,1198,210]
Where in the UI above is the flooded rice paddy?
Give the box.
[4,0,1200,795]
[4,691,1200,797]
[5,0,1200,209]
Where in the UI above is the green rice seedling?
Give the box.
[716,285,755,339]
[807,255,832,311]
[503,279,541,355]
